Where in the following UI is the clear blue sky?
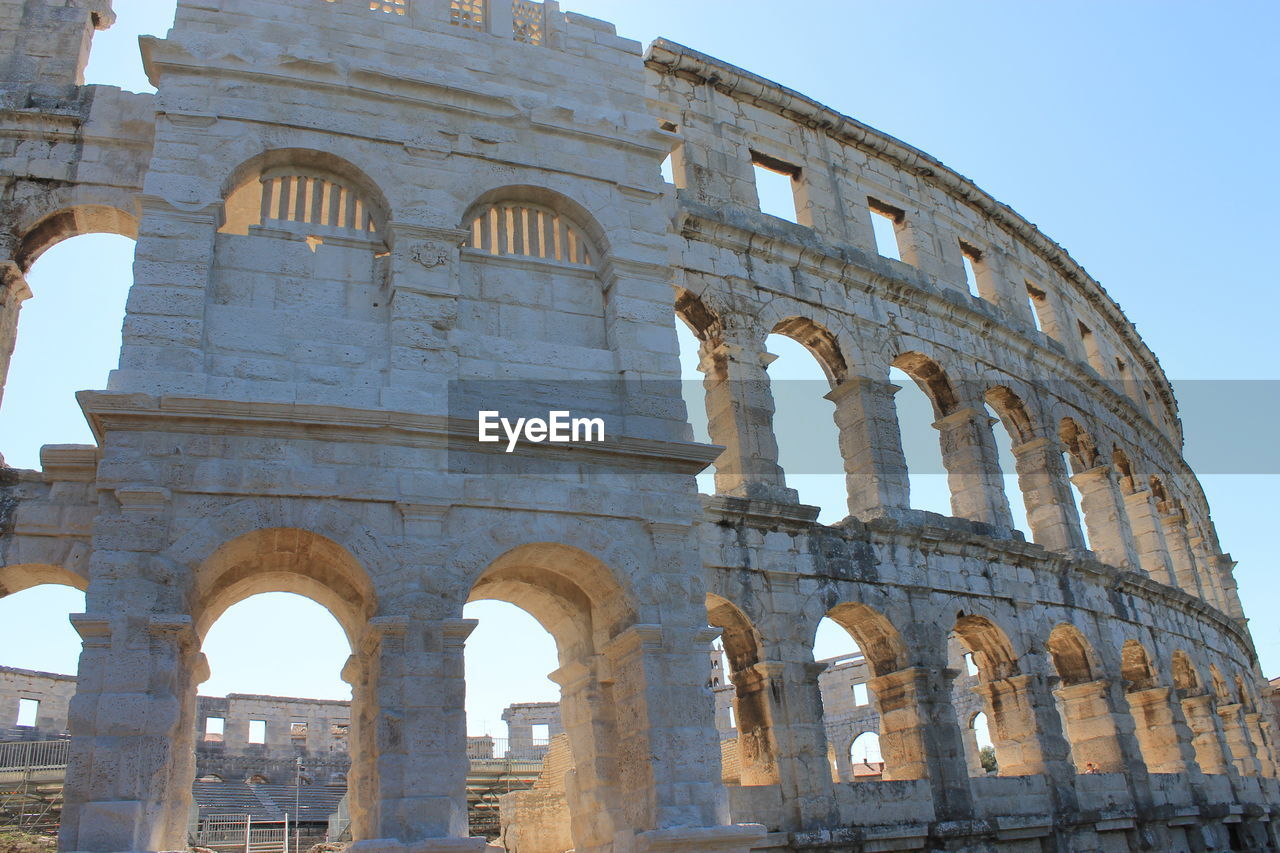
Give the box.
[0,1,1277,737]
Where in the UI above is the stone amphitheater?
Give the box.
[0,1,1276,852]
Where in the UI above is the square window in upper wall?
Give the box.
[867,199,904,261]
[248,719,266,744]
[852,682,869,706]
[531,723,550,744]
[751,151,801,223]
[1025,282,1047,332]
[959,241,982,298]
[204,716,225,742]
[16,698,38,727]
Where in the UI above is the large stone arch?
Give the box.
[0,561,89,596]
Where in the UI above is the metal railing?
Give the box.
[0,740,69,772]
[466,736,550,762]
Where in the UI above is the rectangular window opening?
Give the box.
[963,653,979,677]
[531,723,550,744]
[750,150,802,224]
[16,698,38,727]
[204,716,225,742]
[727,704,736,729]
[1078,321,1105,374]
[1025,281,1048,332]
[959,240,982,298]
[660,154,675,186]
[331,721,350,740]
[867,198,904,261]
[290,721,308,739]
[852,682,870,706]
[248,719,266,744]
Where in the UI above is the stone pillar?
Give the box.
[1180,694,1231,775]
[972,674,1072,779]
[1161,513,1205,598]
[699,337,797,504]
[355,616,477,846]
[1217,703,1262,778]
[724,662,783,787]
[867,666,973,819]
[1123,490,1178,586]
[1125,687,1200,775]
[933,406,1014,529]
[602,624,765,851]
[1214,554,1247,622]
[1010,436,1087,551]
[1070,465,1141,570]
[550,656,623,853]
[825,377,911,519]
[1244,713,1275,778]
[1052,679,1126,773]
[60,614,202,853]
[0,261,32,412]
[1189,536,1226,611]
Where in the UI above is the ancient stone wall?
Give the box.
[0,1,1275,852]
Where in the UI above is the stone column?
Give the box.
[699,336,797,504]
[1123,490,1178,586]
[602,624,765,851]
[825,377,911,519]
[1189,536,1227,611]
[867,666,973,818]
[1052,679,1126,773]
[0,261,31,411]
[1010,436,1087,550]
[351,617,481,851]
[933,406,1014,529]
[60,614,202,853]
[1161,513,1205,597]
[550,656,623,853]
[1214,554,1247,621]
[1217,703,1262,778]
[1125,687,1200,775]
[724,662,783,786]
[1243,713,1275,778]
[1180,694,1231,775]
[1070,465,1141,570]
[972,674,1072,779]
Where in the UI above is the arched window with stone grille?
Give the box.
[462,201,594,267]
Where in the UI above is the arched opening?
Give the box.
[673,292,715,496]
[1172,650,1229,776]
[705,594,771,787]
[461,598,559,838]
[889,354,955,517]
[848,732,883,781]
[0,233,135,468]
[1058,418,1098,551]
[766,322,845,522]
[816,604,918,783]
[969,712,997,775]
[1046,624,1122,773]
[0,571,86,740]
[184,528,378,848]
[950,614,1037,776]
[984,387,1036,539]
[465,543,643,853]
[1120,640,1188,774]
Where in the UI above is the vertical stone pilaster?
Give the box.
[549,656,622,853]
[1214,553,1247,621]
[1217,703,1262,778]
[1161,513,1206,598]
[1070,465,1141,570]
[1189,536,1227,612]
[60,614,201,853]
[825,377,911,519]
[1243,713,1275,778]
[933,406,1014,529]
[1123,490,1178,586]
[867,666,972,819]
[1180,694,1231,776]
[1125,687,1200,776]
[1052,679,1126,773]
[363,616,476,842]
[1011,436,1087,551]
[698,337,796,504]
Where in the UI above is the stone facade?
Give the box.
[0,1,1276,852]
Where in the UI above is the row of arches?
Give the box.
[708,590,1277,803]
[675,291,1234,615]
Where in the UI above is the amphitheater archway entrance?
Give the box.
[465,543,640,853]
[1046,625,1124,773]
[0,566,87,738]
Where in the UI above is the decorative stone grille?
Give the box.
[258,173,378,234]
[463,203,593,266]
[512,0,545,45]
[368,0,407,14]
[450,0,486,30]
